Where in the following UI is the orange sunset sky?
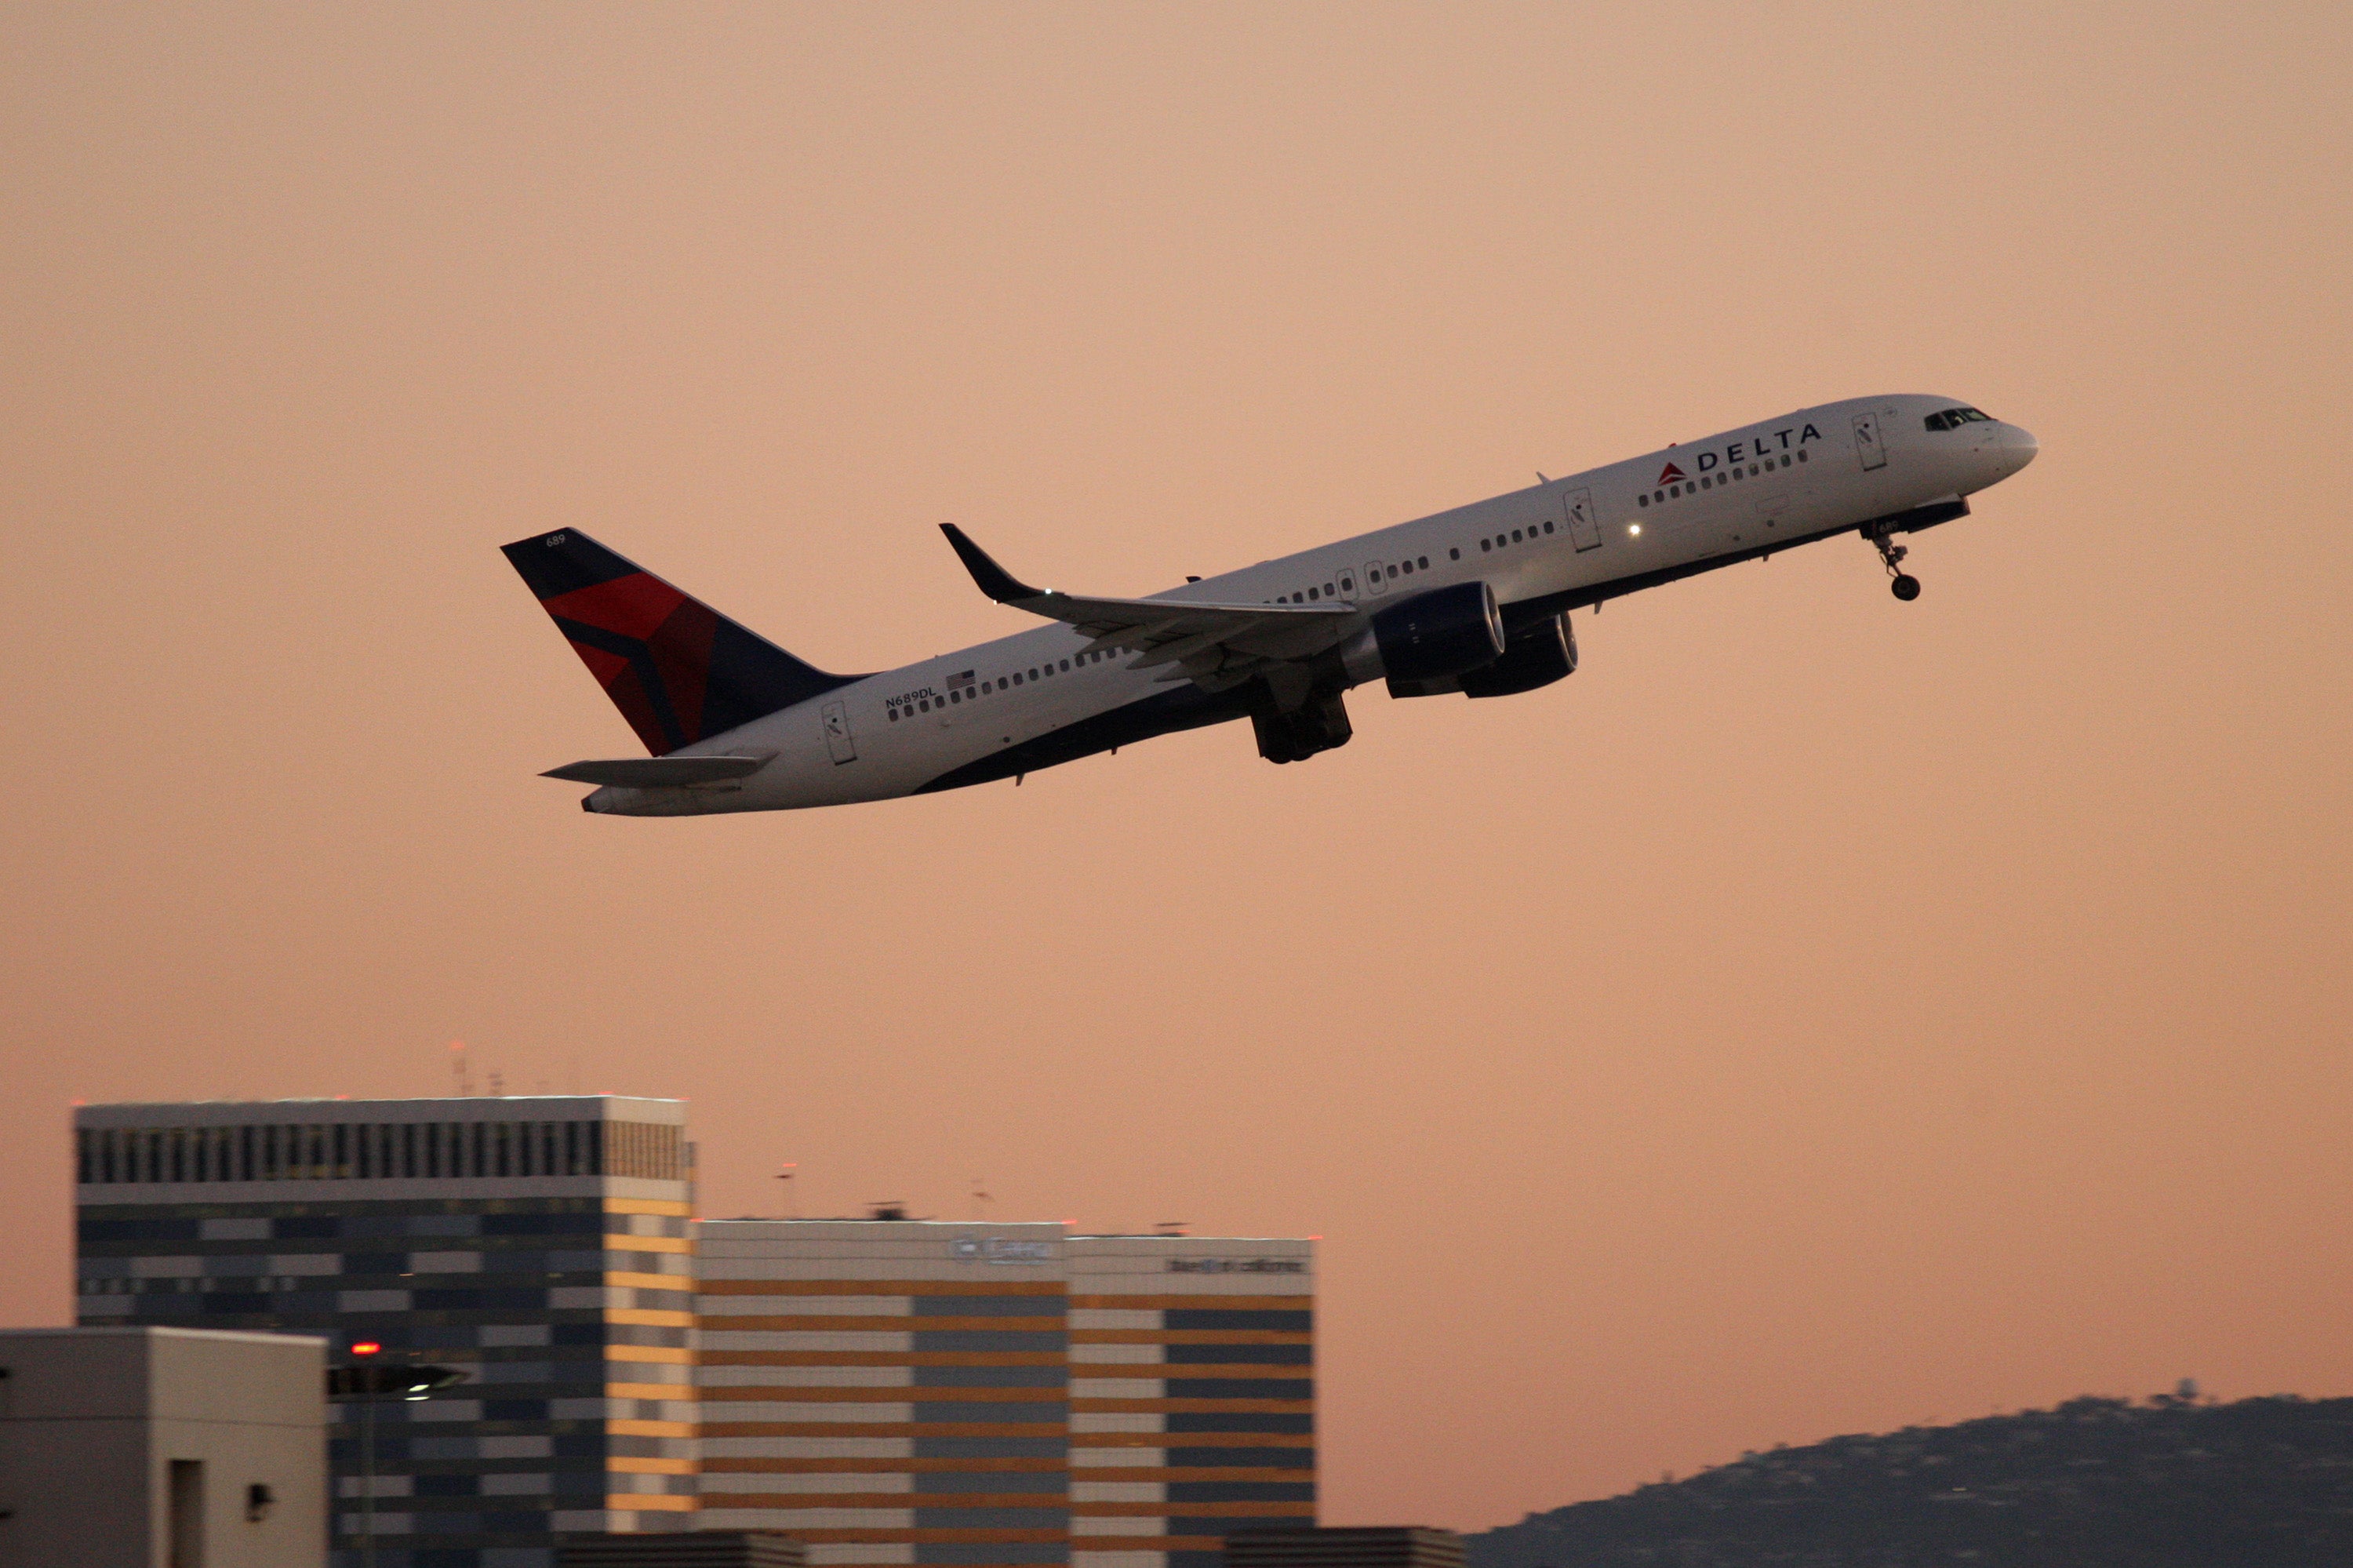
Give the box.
[4,0,2350,1532]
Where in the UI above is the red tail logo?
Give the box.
[1656,462,1686,486]
[501,529,860,755]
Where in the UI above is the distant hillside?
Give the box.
[1464,1394,2353,1567]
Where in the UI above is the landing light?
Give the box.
[1628,524,1642,537]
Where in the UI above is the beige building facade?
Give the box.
[0,1325,328,1568]
[691,1222,1314,1568]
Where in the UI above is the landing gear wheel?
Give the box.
[1865,528,1920,601]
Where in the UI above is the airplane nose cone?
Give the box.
[1996,423,2038,475]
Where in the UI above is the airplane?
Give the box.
[502,394,2035,816]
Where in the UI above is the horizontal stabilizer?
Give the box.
[540,755,768,788]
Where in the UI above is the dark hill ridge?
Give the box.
[1464,1394,2353,1567]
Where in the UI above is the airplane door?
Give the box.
[1853,412,1888,471]
[1563,487,1602,551]
[1364,562,1391,595]
[820,700,856,765]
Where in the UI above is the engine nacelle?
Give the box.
[1338,581,1505,689]
[1459,613,1577,698]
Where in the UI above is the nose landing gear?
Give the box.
[1865,526,1922,602]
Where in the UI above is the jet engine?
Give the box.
[1459,613,1577,697]
[1337,581,1506,691]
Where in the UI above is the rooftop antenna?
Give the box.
[971,1177,992,1221]
[775,1162,798,1218]
[486,1068,504,1097]
[1155,1221,1187,1237]
[449,1040,472,1097]
[869,1201,907,1221]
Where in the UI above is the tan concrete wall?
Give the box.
[0,1327,325,1568]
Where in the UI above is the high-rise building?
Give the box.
[691,1221,1315,1568]
[692,1219,1075,1566]
[1064,1236,1315,1568]
[75,1097,697,1568]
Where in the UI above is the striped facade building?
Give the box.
[75,1097,697,1568]
[693,1223,1315,1568]
[1065,1237,1316,1568]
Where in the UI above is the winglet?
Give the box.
[940,524,1048,604]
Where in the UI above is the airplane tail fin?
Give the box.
[500,529,861,755]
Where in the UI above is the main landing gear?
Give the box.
[1865,527,1922,602]
[1252,689,1353,764]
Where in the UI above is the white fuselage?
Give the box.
[587,394,2035,814]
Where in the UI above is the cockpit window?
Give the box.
[1923,406,1993,432]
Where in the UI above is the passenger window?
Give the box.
[1325,582,1335,595]
[950,689,961,704]
[1480,539,1491,552]
[1638,494,1649,507]
[1797,449,1808,462]
[1543,520,1553,533]
[1060,659,1070,671]
[1307,587,1319,600]
[888,708,899,722]
[1417,556,1428,569]
[1449,548,1460,560]
[1340,576,1354,591]
[1511,529,1522,543]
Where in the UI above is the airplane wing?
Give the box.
[541,755,767,787]
[940,525,1355,693]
